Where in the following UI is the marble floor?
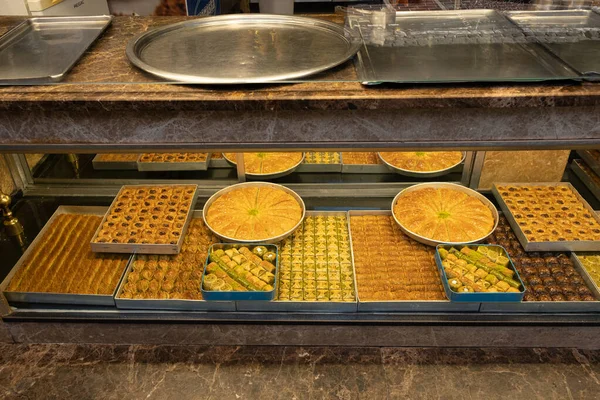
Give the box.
[1,345,599,400]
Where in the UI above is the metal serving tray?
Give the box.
[90,184,199,255]
[2,206,128,307]
[209,154,234,169]
[237,211,358,313]
[480,253,600,313]
[341,154,390,174]
[114,214,235,312]
[92,154,139,170]
[435,244,525,303]
[571,159,600,202]
[202,243,279,301]
[378,152,466,178]
[126,14,360,84]
[348,210,479,312]
[296,155,343,173]
[0,16,113,84]
[576,150,600,177]
[136,154,211,172]
[354,9,578,84]
[507,10,600,79]
[223,153,305,180]
[492,182,600,252]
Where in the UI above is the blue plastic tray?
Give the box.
[435,244,526,303]
[201,243,279,301]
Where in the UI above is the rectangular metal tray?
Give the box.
[435,244,525,303]
[114,214,235,312]
[296,153,343,173]
[491,182,600,252]
[507,10,600,79]
[348,210,480,312]
[571,159,600,202]
[0,16,113,84]
[341,153,390,174]
[237,211,358,313]
[576,150,600,177]
[480,253,600,313]
[1,206,128,307]
[209,154,234,169]
[92,155,139,171]
[137,154,211,172]
[202,243,279,301]
[90,184,199,255]
[354,9,578,85]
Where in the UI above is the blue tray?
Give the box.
[201,243,279,301]
[435,244,526,303]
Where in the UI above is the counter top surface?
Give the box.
[1,15,600,111]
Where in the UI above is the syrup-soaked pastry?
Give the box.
[139,153,209,163]
[223,152,303,175]
[304,152,341,165]
[379,152,463,172]
[341,152,380,165]
[7,214,128,295]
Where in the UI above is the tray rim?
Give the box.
[391,182,499,247]
[202,181,306,244]
[576,150,600,177]
[377,151,466,178]
[125,14,361,85]
[136,153,211,172]
[89,184,199,255]
[92,154,139,170]
[2,205,130,306]
[491,182,600,252]
[571,159,600,202]
[222,152,305,180]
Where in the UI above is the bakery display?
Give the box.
[379,151,463,175]
[304,152,341,165]
[439,246,523,294]
[92,185,197,250]
[350,215,446,301]
[486,217,598,302]
[117,218,217,301]
[494,184,600,244]
[7,213,128,296]
[223,152,304,177]
[277,214,356,302]
[203,245,277,292]
[574,254,600,290]
[204,183,304,242]
[139,153,209,163]
[392,184,496,244]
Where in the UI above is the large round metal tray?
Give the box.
[203,182,306,244]
[378,152,466,178]
[223,153,305,180]
[391,182,499,247]
[126,14,360,84]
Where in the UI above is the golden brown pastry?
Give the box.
[223,152,303,175]
[341,152,380,165]
[95,154,139,162]
[379,152,463,172]
[139,153,209,163]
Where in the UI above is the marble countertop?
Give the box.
[1,14,600,111]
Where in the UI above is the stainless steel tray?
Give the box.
[341,154,390,174]
[126,14,360,84]
[209,155,234,169]
[492,182,600,252]
[576,150,600,177]
[348,210,480,312]
[92,154,139,171]
[0,16,113,84]
[354,9,578,85]
[136,154,211,172]
[507,10,600,79]
[296,153,343,173]
[480,253,600,313]
[223,153,305,180]
[90,185,199,255]
[378,152,466,178]
[236,211,358,313]
[571,159,600,202]
[114,211,236,312]
[1,206,128,307]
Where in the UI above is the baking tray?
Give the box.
[92,154,139,170]
[348,210,480,312]
[237,211,358,312]
[202,243,279,301]
[576,150,600,177]
[378,152,466,178]
[491,182,600,252]
[480,253,600,313]
[571,159,600,202]
[354,9,578,85]
[507,10,600,79]
[0,16,113,84]
[126,14,360,84]
[136,153,211,172]
[341,153,390,174]
[114,213,235,312]
[392,182,499,247]
[203,182,305,245]
[90,184,199,255]
[223,153,305,180]
[435,244,525,303]
[2,206,128,307]
[296,153,343,173]
[209,154,234,169]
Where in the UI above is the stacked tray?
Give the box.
[237,211,358,312]
[1,206,130,307]
[137,153,211,171]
